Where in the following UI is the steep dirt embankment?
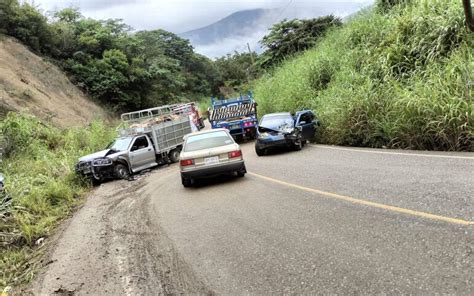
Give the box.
[0,35,108,127]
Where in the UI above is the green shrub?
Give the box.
[0,113,115,288]
[255,0,473,151]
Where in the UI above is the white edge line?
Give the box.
[312,145,474,160]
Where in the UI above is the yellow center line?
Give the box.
[311,145,474,160]
[248,172,474,226]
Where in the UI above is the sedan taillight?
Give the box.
[228,150,242,159]
[180,159,194,166]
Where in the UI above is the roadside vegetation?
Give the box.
[0,113,115,288]
[255,0,474,151]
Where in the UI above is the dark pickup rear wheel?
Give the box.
[115,163,130,180]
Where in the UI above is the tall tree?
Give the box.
[259,15,342,68]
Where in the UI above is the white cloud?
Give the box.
[32,0,374,32]
[29,0,373,57]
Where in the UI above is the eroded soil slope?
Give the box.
[0,35,108,127]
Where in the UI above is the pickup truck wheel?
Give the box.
[169,149,180,163]
[181,176,193,187]
[115,164,130,180]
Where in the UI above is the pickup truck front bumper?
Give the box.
[76,161,115,179]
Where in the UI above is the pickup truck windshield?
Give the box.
[107,137,133,151]
[260,115,294,131]
[184,131,233,152]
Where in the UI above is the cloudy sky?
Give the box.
[32,0,373,33]
[30,0,373,57]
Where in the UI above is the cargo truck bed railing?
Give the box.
[121,105,177,124]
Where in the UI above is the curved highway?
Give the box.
[33,141,474,295]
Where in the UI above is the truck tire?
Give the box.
[169,148,180,163]
[115,163,130,180]
[181,176,193,187]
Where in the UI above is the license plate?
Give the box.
[204,156,219,165]
[230,125,241,130]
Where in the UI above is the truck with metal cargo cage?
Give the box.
[209,92,258,140]
[75,105,193,184]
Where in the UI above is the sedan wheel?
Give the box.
[237,165,247,177]
[181,176,193,187]
[294,140,303,151]
[255,146,265,156]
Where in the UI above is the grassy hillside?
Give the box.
[255,0,473,151]
[0,113,115,288]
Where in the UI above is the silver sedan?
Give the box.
[179,129,246,187]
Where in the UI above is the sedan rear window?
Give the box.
[184,131,233,152]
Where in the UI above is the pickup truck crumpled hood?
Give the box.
[78,149,111,162]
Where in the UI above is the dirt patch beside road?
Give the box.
[0,35,109,127]
[29,170,211,295]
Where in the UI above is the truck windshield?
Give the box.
[107,137,133,151]
[184,131,233,152]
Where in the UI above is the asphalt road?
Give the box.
[33,141,474,295]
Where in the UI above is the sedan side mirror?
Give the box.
[298,121,306,125]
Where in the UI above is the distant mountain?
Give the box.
[180,2,371,58]
[180,9,268,46]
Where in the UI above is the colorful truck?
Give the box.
[209,92,258,140]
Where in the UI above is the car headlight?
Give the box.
[92,158,113,166]
[259,132,270,138]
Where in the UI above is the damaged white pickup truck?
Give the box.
[75,105,193,184]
